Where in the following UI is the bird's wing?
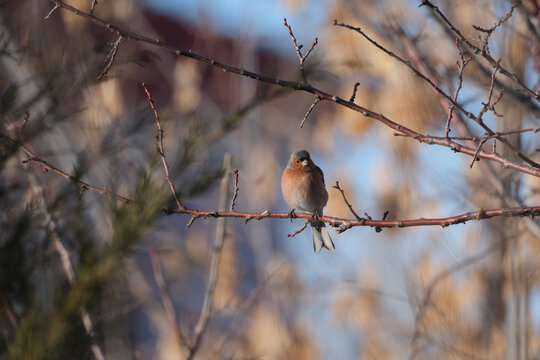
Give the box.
[314,165,325,185]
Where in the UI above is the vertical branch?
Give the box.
[90,0,98,15]
[283,18,318,82]
[229,169,239,211]
[148,242,189,352]
[189,153,232,358]
[142,83,185,210]
[349,82,361,103]
[445,41,474,138]
[96,35,124,80]
[26,173,105,360]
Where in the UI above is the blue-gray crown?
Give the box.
[291,149,310,160]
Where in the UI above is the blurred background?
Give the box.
[1,0,539,359]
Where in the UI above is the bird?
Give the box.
[281,149,335,253]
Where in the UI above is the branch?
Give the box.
[287,219,310,237]
[396,127,540,142]
[5,131,540,231]
[395,26,540,240]
[95,35,124,80]
[419,0,539,102]
[148,243,189,352]
[1,132,135,204]
[189,154,231,358]
[445,40,474,138]
[47,1,540,177]
[165,206,540,232]
[229,169,239,211]
[283,18,318,82]
[333,181,362,221]
[300,96,321,128]
[90,0,97,15]
[335,19,540,170]
[26,162,104,360]
[349,81,361,103]
[142,83,185,210]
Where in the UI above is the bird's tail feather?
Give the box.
[310,220,335,253]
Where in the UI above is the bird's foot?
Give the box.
[288,209,297,223]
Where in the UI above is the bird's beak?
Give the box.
[301,159,309,166]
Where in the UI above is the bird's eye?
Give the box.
[295,160,300,163]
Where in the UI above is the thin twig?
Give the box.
[288,219,310,237]
[148,242,189,352]
[186,215,201,228]
[300,97,321,128]
[20,111,30,136]
[477,60,501,123]
[283,18,318,81]
[90,0,98,15]
[445,40,474,138]
[142,83,185,209]
[1,132,134,204]
[349,82,361,103]
[333,181,363,221]
[229,169,239,211]
[189,154,231,359]
[375,211,389,233]
[96,35,124,80]
[469,138,488,168]
[44,3,60,19]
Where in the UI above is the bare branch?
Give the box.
[333,181,362,221]
[343,18,540,170]
[27,166,104,360]
[142,83,185,210]
[288,219,310,237]
[419,0,539,101]
[189,154,231,358]
[186,215,201,228]
[90,0,98,15]
[283,18,318,81]
[96,35,124,80]
[335,19,539,169]
[47,1,540,177]
[445,40,474,138]
[44,3,60,19]
[477,60,502,123]
[148,243,189,352]
[1,132,134,204]
[472,2,517,35]
[5,130,540,232]
[300,96,321,128]
[349,82,361,103]
[229,169,239,211]
[170,205,540,232]
[469,138,488,168]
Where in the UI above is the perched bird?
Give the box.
[281,149,335,253]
